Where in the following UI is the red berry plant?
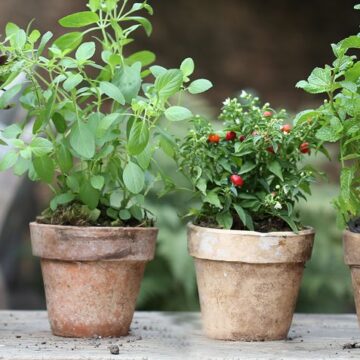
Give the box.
[179,91,322,232]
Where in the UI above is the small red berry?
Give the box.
[239,135,246,142]
[230,174,244,187]
[300,142,310,154]
[225,131,236,141]
[208,134,220,143]
[266,146,275,154]
[263,111,273,117]
[281,124,292,133]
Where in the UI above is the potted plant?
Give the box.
[179,91,322,341]
[297,3,360,327]
[0,0,212,337]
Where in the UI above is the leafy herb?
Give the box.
[296,3,360,229]
[0,0,212,226]
[179,91,322,232]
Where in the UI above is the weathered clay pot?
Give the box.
[188,223,315,341]
[30,223,157,338]
[343,230,360,325]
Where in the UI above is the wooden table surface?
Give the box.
[0,312,360,359]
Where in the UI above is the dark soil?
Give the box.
[343,342,360,350]
[348,218,360,233]
[36,202,154,228]
[195,214,295,233]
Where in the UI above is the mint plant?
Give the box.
[180,92,322,232]
[0,0,212,226]
[296,4,360,230]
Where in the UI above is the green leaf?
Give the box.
[296,67,333,94]
[52,113,67,133]
[239,161,256,175]
[120,209,131,220]
[90,175,105,190]
[341,167,355,202]
[0,84,22,109]
[38,31,53,55]
[110,191,124,209]
[278,215,298,233]
[59,11,99,28]
[180,58,195,77]
[233,204,254,231]
[30,138,53,156]
[70,121,95,159]
[136,145,153,170]
[216,211,233,229]
[127,120,149,155]
[54,32,83,53]
[150,65,167,78]
[53,32,83,53]
[316,118,343,142]
[112,63,142,103]
[155,69,183,100]
[0,152,18,171]
[79,182,100,209]
[2,124,22,139]
[123,161,145,194]
[268,161,283,181]
[33,155,54,183]
[127,50,156,67]
[75,42,96,61]
[50,192,75,211]
[57,143,73,172]
[188,79,213,94]
[123,16,152,36]
[339,35,360,51]
[13,157,29,176]
[164,106,193,122]
[293,109,317,126]
[196,178,207,195]
[88,0,101,11]
[204,191,222,209]
[63,74,83,91]
[100,81,125,104]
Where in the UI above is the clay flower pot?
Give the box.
[188,223,315,341]
[30,223,157,338]
[343,230,360,324]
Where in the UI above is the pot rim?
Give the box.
[30,221,158,232]
[188,222,314,237]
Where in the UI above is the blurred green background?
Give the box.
[0,0,357,313]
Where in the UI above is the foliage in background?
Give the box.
[179,91,323,232]
[0,0,212,226]
[297,3,360,229]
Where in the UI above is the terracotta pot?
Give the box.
[188,223,315,341]
[343,230,360,325]
[30,223,157,338]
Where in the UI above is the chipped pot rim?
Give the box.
[188,223,315,237]
[30,222,158,232]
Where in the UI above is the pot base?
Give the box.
[41,259,145,338]
[195,259,305,341]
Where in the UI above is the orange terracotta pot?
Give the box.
[30,223,157,338]
[343,230,360,326]
[188,223,315,341]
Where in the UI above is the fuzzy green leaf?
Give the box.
[70,121,95,159]
[164,106,193,122]
[59,11,99,28]
[123,162,145,194]
[33,155,54,183]
[100,81,125,104]
[188,79,213,94]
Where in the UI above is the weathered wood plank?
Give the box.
[0,312,359,359]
